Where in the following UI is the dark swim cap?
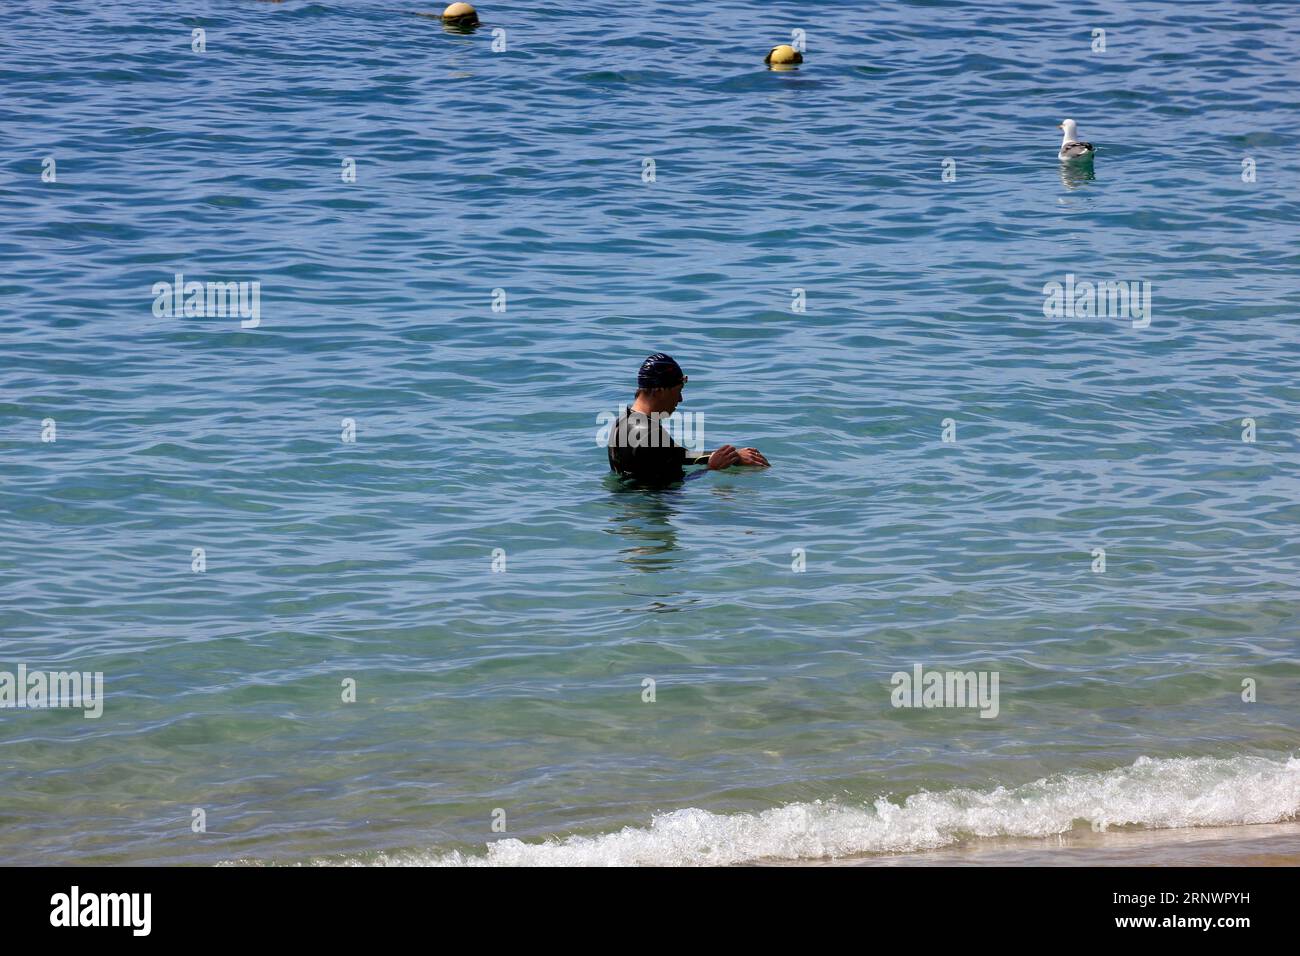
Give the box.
[638,353,684,389]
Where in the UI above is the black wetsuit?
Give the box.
[607,406,705,486]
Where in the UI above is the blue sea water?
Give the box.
[1,0,1298,865]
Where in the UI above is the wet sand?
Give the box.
[764,821,1300,866]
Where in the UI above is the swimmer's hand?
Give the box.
[707,445,771,469]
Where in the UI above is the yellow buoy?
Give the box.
[441,2,479,26]
[765,44,803,68]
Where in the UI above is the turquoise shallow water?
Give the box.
[1,0,1298,865]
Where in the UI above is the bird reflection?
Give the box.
[1059,163,1096,190]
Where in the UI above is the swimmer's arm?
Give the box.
[688,446,771,469]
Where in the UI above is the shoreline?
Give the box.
[767,821,1300,867]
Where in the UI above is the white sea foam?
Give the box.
[365,754,1300,867]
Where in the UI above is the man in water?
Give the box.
[607,353,770,486]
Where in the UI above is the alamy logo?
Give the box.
[152,272,261,328]
[890,664,999,719]
[596,409,705,453]
[50,886,150,936]
[1042,273,1151,328]
[0,664,103,718]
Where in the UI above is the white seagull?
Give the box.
[1057,119,1095,162]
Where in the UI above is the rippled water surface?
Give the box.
[1,0,1298,864]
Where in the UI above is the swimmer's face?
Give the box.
[665,376,686,412]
